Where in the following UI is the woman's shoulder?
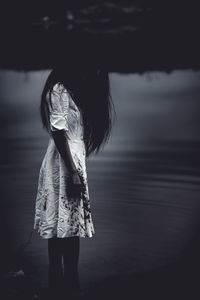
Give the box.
[51,83,70,110]
[52,83,67,94]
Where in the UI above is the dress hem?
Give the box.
[33,226,95,239]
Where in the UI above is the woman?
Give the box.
[33,61,116,298]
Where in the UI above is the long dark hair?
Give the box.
[40,61,116,157]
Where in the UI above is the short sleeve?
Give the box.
[49,83,70,132]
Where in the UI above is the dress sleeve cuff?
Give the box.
[50,113,69,132]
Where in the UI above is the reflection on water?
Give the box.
[0,70,200,291]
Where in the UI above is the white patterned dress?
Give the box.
[33,83,95,239]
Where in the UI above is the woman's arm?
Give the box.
[51,130,83,198]
[51,129,77,174]
[49,84,83,197]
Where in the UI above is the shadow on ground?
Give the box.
[1,256,199,300]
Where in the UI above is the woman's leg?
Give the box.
[61,237,81,293]
[47,237,63,293]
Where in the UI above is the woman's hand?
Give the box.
[68,171,83,199]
